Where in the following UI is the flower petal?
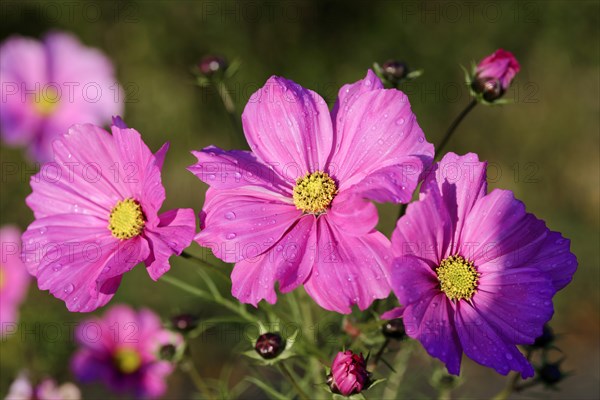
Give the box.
[303,218,391,314]
[330,86,433,192]
[326,191,378,236]
[423,152,487,249]
[231,216,315,306]
[241,76,334,178]
[392,186,452,264]
[455,302,534,378]
[144,208,197,280]
[189,146,292,194]
[195,187,301,263]
[475,267,555,345]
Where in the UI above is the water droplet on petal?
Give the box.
[63,284,74,294]
[226,233,237,240]
[224,211,236,220]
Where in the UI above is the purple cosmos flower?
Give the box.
[189,70,434,313]
[329,350,370,396]
[5,372,80,400]
[21,117,196,312]
[475,49,520,91]
[71,305,183,399]
[0,31,123,161]
[1,226,30,337]
[382,153,577,378]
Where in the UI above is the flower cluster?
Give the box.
[1,28,578,399]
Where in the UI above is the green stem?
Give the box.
[180,250,229,280]
[382,344,413,399]
[212,79,245,144]
[161,274,254,322]
[181,359,214,399]
[435,99,477,158]
[372,338,391,367]
[278,363,311,400]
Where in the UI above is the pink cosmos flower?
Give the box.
[382,153,577,377]
[330,350,370,396]
[71,305,183,399]
[475,49,520,91]
[1,226,30,337]
[21,117,196,312]
[5,372,81,400]
[190,70,434,313]
[0,31,123,161]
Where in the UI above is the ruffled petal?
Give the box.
[144,208,196,280]
[231,216,315,306]
[94,237,150,292]
[303,218,391,314]
[195,187,301,263]
[241,76,334,178]
[326,191,378,236]
[189,146,292,195]
[455,302,534,378]
[526,231,577,291]
[474,267,555,345]
[348,156,425,203]
[392,186,452,265]
[423,153,487,249]
[330,85,433,192]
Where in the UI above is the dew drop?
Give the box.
[396,118,405,125]
[63,284,74,294]
[226,233,237,240]
[505,353,513,360]
[224,211,236,220]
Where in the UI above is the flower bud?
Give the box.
[474,49,520,92]
[530,324,555,350]
[330,350,370,396]
[198,55,228,77]
[382,60,409,83]
[471,77,504,102]
[171,314,198,333]
[382,319,406,340]
[254,332,285,359]
[538,360,567,386]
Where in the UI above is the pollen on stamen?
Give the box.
[108,198,145,240]
[436,255,480,301]
[292,171,337,214]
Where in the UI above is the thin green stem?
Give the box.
[435,99,477,158]
[212,79,245,144]
[161,274,255,322]
[180,250,229,281]
[372,338,391,367]
[181,359,214,399]
[382,344,413,399]
[278,363,311,400]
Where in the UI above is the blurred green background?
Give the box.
[1,0,598,398]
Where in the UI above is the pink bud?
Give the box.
[475,49,520,91]
[330,350,370,396]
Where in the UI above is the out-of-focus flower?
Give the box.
[537,359,568,387]
[474,49,520,91]
[170,313,199,333]
[254,332,285,359]
[0,31,123,161]
[71,305,183,399]
[22,117,196,312]
[1,226,30,337]
[382,153,577,378]
[329,350,370,396]
[382,60,409,83]
[5,372,80,400]
[190,70,434,313]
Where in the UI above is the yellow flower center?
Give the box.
[108,198,145,240]
[0,267,5,291]
[292,171,337,214]
[113,347,142,374]
[32,87,60,116]
[436,255,479,301]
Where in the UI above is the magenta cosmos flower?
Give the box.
[1,226,30,337]
[475,49,520,91]
[21,117,196,312]
[0,31,123,161]
[330,350,370,396]
[382,153,577,377]
[190,70,434,313]
[5,372,80,400]
[71,305,183,399]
